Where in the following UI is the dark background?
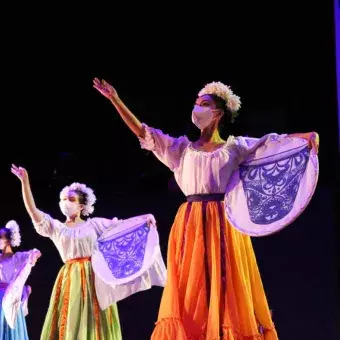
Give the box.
[0,2,339,339]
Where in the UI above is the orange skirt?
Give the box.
[151,197,278,340]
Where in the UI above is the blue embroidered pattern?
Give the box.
[98,223,150,279]
[239,146,310,224]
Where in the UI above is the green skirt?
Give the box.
[41,257,121,340]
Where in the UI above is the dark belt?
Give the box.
[186,194,224,202]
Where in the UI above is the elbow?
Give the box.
[29,209,42,224]
[136,124,146,139]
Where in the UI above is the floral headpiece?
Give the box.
[5,220,21,247]
[60,182,96,216]
[198,81,241,122]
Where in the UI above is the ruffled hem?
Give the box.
[151,317,189,340]
[222,325,278,340]
[151,318,278,340]
[262,327,278,340]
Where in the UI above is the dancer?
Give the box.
[94,78,319,339]
[11,165,166,340]
[0,220,41,340]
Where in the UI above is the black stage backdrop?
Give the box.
[0,2,339,340]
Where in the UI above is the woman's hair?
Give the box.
[74,190,88,214]
[2,221,21,247]
[210,94,233,129]
[60,183,96,216]
[1,228,12,241]
[74,190,87,205]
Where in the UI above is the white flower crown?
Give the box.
[60,182,97,216]
[5,220,21,247]
[198,81,241,122]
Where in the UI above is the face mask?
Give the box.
[191,105,216,130]
[59,200,80,217]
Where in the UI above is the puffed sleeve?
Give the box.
[31,210,60,238]
[138,123,190,171]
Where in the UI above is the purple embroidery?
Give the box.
[240,146,310,224]
[98,223,150,279]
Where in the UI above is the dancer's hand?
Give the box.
[146,214,157,228]
[302,132,319,154]
[29,248,41,265]
[11,164,29,183]
[32,249,42,262]
[11,166,42,224]
[309,132,319,154]
[288,132,319,154]
[93,78,119,102]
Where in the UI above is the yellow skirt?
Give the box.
[40,257,121,340]
[151,197,278,340]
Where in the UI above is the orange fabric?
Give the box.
[66,257,91,264]
[151,201,278,340]
[91,265,101,340]
[80,262,87,301]
[51,269,64,336]
[59,265,71,340]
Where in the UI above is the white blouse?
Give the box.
[139,124,279,196]
[33,212,120,263]
[32,212,167,309]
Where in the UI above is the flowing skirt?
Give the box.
[40,257,121,340]
[151,198,278,340]
[0,287,29,340]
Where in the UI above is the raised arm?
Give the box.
[11,165,42,224]
[93,78,145,138]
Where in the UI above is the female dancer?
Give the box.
[0,220,41,340]
[93,78,319,339]
[11,165,166,340]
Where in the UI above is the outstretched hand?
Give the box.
[146,214,157,228]
[289,132,319,154]
[93,78,118,101]
[30,249,42,265]
[11,164,29,182]
[309,132,319,154]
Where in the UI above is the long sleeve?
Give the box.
[31,210,58,238]
[13,251,31,268]
[2,250,38,328]
[225,132,318,236]
[91,214,156,240]
[138,123,190,171]
[89,217,121,237]
[232,133,287,164]
[91,213,167,310]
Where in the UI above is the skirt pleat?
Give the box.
[40,258,121,340]
[151,201,278,340]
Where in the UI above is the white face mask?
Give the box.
[191,105,217,130]
[59,200,80,217]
